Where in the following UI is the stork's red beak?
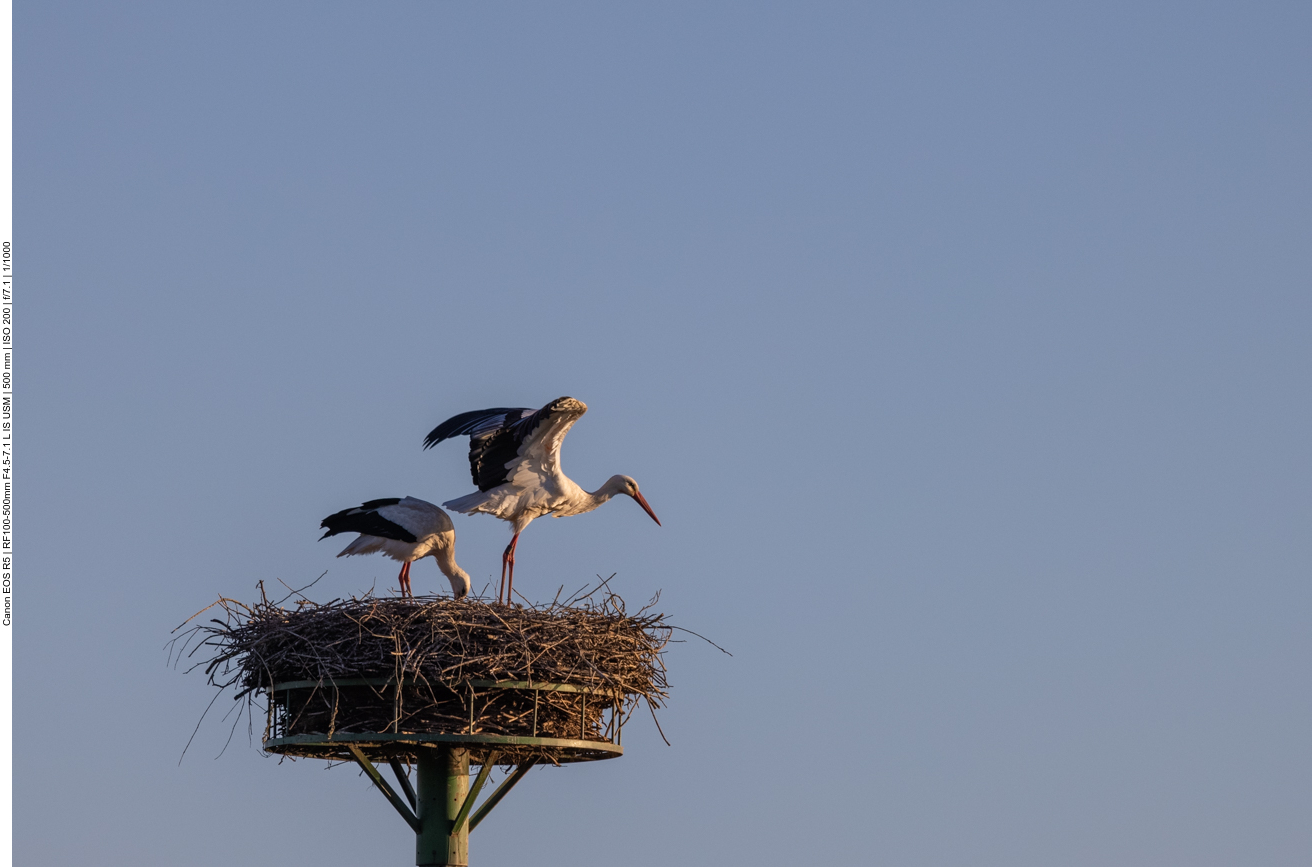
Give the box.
[632,491,661,526]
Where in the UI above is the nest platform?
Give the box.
[178,585,683,866]
[186,590,671,767]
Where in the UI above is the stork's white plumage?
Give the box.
[319,497,471,599]
[423,397,660,603]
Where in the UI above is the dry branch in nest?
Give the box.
[172,581,674,765]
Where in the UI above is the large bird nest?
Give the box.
[173,580,676,765]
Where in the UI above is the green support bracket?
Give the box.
[347,745,422,834]
[468,761,536,832]
[343,747,541,864]
[451,752,499,835]
[390,757,418,809]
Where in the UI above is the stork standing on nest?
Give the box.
[423,397,660,604]
[320,497,471,599]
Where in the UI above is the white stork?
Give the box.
[319,497,471,599]
[423,397,660,604]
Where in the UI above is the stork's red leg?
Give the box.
[399,561,412,598]
[505,533,520,604]
[500,544,511,604]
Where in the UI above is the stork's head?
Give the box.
[607,474,661,526]
[444,564,471,600]
[433,551,471,599]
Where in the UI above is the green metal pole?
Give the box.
[416,746,469,867]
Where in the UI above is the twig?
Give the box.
[274,571,329,606]
[669,626,733,656]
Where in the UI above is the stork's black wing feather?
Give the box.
[422,408,533,449]
[319,499,418,543]
[468,406,548,489]
[424,397,587,492]
[359,497,404,510]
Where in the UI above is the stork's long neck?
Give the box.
[433,545,471,598]
[569,477,624,516]
[583,490,615,510]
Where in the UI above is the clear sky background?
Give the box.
[19,2,1312,865]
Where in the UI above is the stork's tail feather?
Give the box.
[336,535,387,558]
[442,490,493,515]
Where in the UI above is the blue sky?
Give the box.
[19,3,1312,865]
